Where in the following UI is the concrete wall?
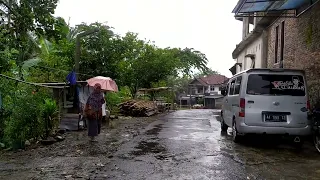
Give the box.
[236,35,264,73]
[266,3,320,105]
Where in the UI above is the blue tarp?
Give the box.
[233,0,315,14]
[66,71,77,85]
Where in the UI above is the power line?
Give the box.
[0,73,67,89]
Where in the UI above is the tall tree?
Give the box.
[172,47,209,76]
[117,33,211,97]
[194,68,219,77]
[75,22,120,80]
[0,0,59,67]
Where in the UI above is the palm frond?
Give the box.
[22,57,42,70]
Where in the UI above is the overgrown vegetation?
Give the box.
[0,1,214,148]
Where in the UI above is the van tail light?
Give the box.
[239,98,245,117]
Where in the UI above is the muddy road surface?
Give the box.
[1,109,320,179]
[107,109,320,180]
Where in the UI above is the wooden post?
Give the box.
[75,37,81,81]
[74,28,99,81]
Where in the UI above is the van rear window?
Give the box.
[246,74,306,96]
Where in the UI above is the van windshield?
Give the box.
[246,74,306,96]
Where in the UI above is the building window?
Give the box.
[210,86,215,92]
[275,26,279,64]
[280,21,285,63]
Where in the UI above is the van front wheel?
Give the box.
[232,121,242,143]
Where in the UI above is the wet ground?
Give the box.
[1,109,320,179]
[107,109,320,180]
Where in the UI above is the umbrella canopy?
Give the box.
[86,76,118,92]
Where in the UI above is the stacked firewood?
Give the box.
[119,100,158,117]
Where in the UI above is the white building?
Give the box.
[229,12,268,75]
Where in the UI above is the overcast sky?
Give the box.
[55,0,243,77]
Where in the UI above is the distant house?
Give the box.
[179,74,229,109]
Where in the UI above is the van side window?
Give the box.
[229,79,236,95]
[234,76,242,95]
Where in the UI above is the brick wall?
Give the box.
[266,3,320,105]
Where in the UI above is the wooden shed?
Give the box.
[37,81,88,131]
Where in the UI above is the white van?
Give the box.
[221,68,311,145]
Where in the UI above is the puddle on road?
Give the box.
[145,124,163,135]
[196,155,222,167]
[154,153,173,161]
[130,141,166,156]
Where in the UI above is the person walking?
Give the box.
[85,83,105,142]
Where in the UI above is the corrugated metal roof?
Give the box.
[233,0,312,14]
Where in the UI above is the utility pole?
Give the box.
[75,28,99,81]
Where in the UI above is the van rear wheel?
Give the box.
[232,121,241,143]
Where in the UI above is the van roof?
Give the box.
[233,68,305,77]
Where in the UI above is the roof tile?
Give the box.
[198,74,229,85]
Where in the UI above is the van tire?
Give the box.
[232,120,241,143]
[221,117,228,132]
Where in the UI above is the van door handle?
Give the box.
[248,100,254,104]
[232,104,239,107]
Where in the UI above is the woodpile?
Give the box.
[119,100,158,117]
[156,103,171,112]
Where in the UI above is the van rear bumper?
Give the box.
[237,122,312,136]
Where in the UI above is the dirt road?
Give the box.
[1,109,320,179]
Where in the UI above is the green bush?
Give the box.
[1,84,52,147]
[40,98,58,138]
[105,92,122,111]
[105,86,132,112]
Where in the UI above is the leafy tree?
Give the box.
[116,33,211,97]
[75,22,121,80]
[173,47,209,76]
[194,68,220,77]
[0,0,59,78]
[117,34,179,97]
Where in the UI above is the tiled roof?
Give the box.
[197,74,229,85]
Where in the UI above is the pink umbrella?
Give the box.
[86,76,118,92]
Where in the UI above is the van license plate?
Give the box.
[265,114,287,122]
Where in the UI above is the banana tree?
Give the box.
[41,98,58,139]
